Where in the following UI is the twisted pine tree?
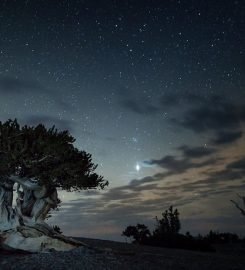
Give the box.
[0,119,108,230]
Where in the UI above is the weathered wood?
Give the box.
[1,226,83,252]
[0,176,81,252]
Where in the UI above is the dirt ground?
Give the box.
[0,237,244,270]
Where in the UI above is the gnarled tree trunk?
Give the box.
[0,176,84,252]
[0,180,20,231]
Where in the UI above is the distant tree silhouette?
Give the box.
[205,230,239,244]
[122,225,138,242]
[153,206,181,237]
[122,223,151,244]
[122,206,216,252]
[231,194,245,217]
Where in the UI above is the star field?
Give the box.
[0,0,245,240]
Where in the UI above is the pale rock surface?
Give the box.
[1,225,83,252]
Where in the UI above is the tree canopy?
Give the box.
[0,119,108,191]
[154,205,181,236]
[122,223,151,243]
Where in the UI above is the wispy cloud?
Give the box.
[211,130,243,145]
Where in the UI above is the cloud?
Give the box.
[146,155,190,172]
[178,145,216,158]
[120,99,158,115]
[201,157,245,185]
[175,102,245,133]
[227,157,245,171]
[99,188,138,201]
[52,171,245,240]
[145,145,218,175]
[212,130,243,145]
[48,91,245,240]
[129,174,165,188]
[0,76,42,94]
[160,93,245,137]
[50,152,245,240]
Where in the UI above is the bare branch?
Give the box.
[30,155,53,164]
[231,198,245,216]
[9,175,40,191]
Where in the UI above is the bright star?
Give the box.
[136,163,140,171]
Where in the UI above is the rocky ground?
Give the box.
[0,237,244,270]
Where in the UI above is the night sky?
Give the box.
[0,0,245,240]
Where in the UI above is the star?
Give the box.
[136,163,140,172]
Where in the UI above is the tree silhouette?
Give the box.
[122,206,181,245]
[153,206,181,237]
[122,223,151,244]
[122,206,216,252]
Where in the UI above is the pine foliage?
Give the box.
[0,119,108,191]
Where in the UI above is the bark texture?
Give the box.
[0,176,83,252]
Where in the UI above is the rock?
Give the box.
[0,225,84,253]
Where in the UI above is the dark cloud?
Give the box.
[212,130,243,145]
[129,174,165,188]
[227,157,245,171]
[23,115,73,131]
[146,155,190,172]
[178,145,216,158]
[95,183,158,203]
[173,101,245,133]
[134,156,218,187]
[145,145,218,175]
[160,92,245,135]
[203,157,245,183]
[208,169,245,182]
[120,99,158,115]
[0,76,42,93]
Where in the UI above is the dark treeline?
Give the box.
[122,206,244,252]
